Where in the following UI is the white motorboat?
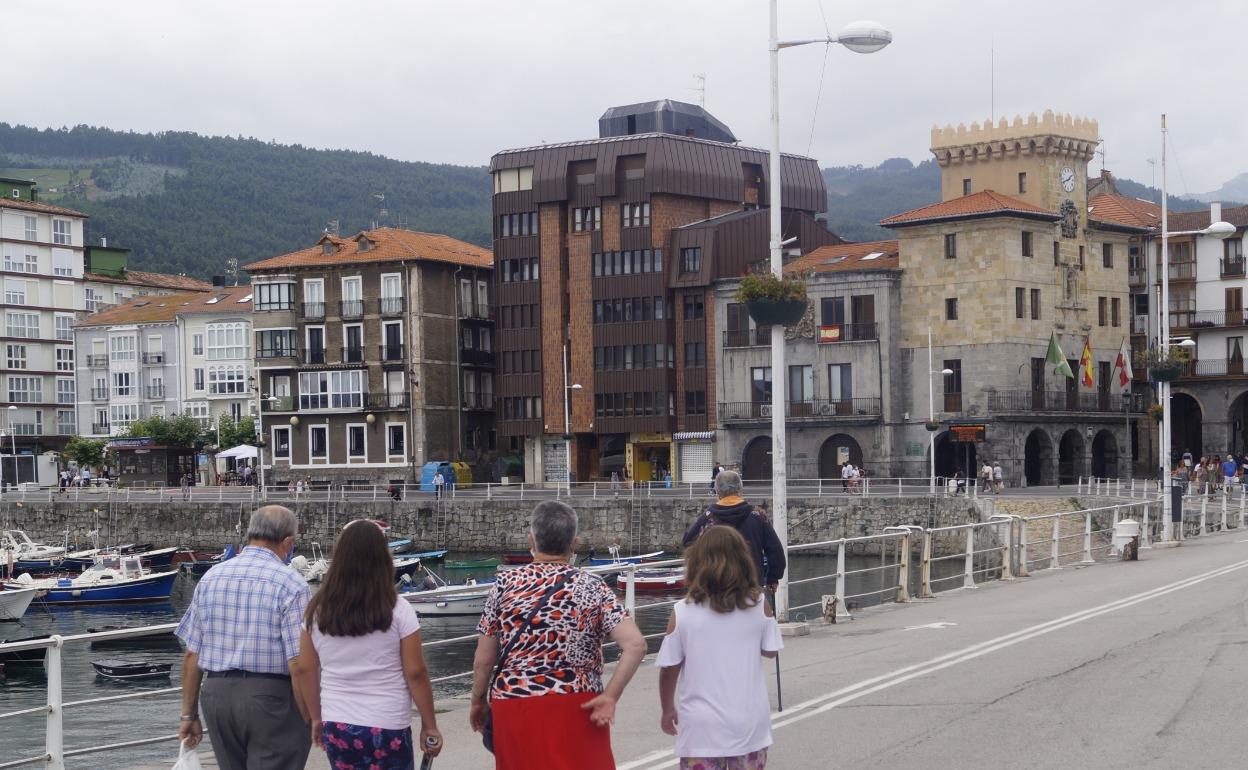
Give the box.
[289,543,330,583]
[404,592,487,616]
[0,586,39,621]
[2,530,67,570]
[6,555,177,604]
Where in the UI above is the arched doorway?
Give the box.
[934,431,976,480]
[1171,392,1202,465]
[1229,391,1248,455]
[818,434,863,478]
[1024,429,1054,487]
[1058,429,1084,484]
[1091,430,1118,478]
[741,436,772,481]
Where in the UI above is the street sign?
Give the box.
[950,424,986,443]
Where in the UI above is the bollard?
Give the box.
[895,532,911,602]
[1131,478,1136,496]
[1222,493,1229,532]
[1240,488,1246,529]
[46,636,65,770]
[1051,517,1062,569]
[1017,517,1030,577]
[918,531,934,598]
[1140,503,1152,548]
[963,528,976,588]
[1077,476,1083,494]
[897,478,903,498]
[835,542,848,617]
[1081,511,1094,563]
[1200,498,1208,536]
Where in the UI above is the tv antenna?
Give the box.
[690,73,706,107]
[224,258,239,286]
[324,220,340,236]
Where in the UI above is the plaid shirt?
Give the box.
[176,545,310,674]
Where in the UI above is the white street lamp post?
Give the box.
[1157,114,1236,540]
[561,340,581,494]
[5,405,15,491]
[927,327,954,494]
[768,3,891,619]
[256,394,278,493]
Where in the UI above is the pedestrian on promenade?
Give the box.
[294,519,443,769]
[433,470,445,500]
[681,470,786,591]
[181,472,193,502]
[840,461,852,493]
[81,466,91,487]
[993,462,1004,494]
[175,505,312,770]
[469,500,646,770]
[711,462,723,493]
[1194,461,1207,496]
[658,526,783,769]
[1225,455,1240,493]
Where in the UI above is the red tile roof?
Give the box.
[881,190,1059,227]
[1087,193,1160,230]
[85,270,215,292]
[0,197,88,218]
[1167,204,1248,232]
[76,286,252,327]
[785,240,899,274]
[244,227,492,272]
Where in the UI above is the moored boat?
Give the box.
[0,634,49,667]
[410,549,448,562]
[501,551,534,565]
[443,556,500,570]
[0,586,39,622]
[387,539,414,554]
[3,530,67,573]
[86,626,180,650]
[7,555,178,605]
[587,548,665,566]
[618,568,685,593]
[91,658,173,680]
[404,592,487,616]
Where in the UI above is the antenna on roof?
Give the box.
[690,73,706,107]
[324,220,340,236]
[224,258,239,287]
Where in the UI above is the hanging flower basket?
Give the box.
[1148,361,1185,382]
[746,298,808,327]
[924,422,942,432]
[1147,404,1164,423]
[737,272,808,327]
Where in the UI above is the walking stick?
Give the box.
[766,588,783,712]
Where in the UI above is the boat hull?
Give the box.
[0,587,38,622]
[588,550,665,566]
[619,569,685,593]
[444,558,500,570]
[91,659,172,679]
[39,571,179,605]
[500,552,533,565]
[405,594,486,616]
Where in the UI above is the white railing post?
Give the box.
[1051,517,1062,569]
[1081,511,1094,563]
[992,517,1014,580]
[623,564,636,617]
[1017,516,1030,577]
[1116,478,1121,496]
[1222,492,1229,531]
[863,477,870,497]
[1141,503,1152,548]
[487,483,493,500]
[895,532,911,602]
[897,478,902,498]
[1240,487,1246,529]
[1200,497,1208,536]
[45,635,65,770]
[919,530,933,598]
[963,527,976,588]
[1130,478,1136,496]
[835,541,848,616]
[1077,476,1084,494]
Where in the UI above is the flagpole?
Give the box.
[1160,114,1173,541]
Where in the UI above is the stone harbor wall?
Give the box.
[0,494,1113,557]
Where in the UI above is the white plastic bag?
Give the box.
[172,741,203,770]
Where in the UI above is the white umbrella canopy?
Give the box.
[217,444,258,460]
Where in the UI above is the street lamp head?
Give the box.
[266,396,279,403]
[940,368,954,376]
[1202,221,1237,240]
[570,383,583,390]
[836,20,892,54]
[1178,338,1197,348]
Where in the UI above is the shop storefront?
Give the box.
[627,433,672,485]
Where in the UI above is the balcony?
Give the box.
[257,346,298,360]
[1222,258,1246,278]
[90,387,108,401]
[379,297,405,316]
[11,422,41,436]
[86,354,108,368]
[340,300,364,319]
[722,329,771,348]
[342,346,364,364]
[461,348,494,366]
[301,302,325,320]
[987,389,1143,414]
[1177,359,1248,379]
[463,302,492,320]
[461,392,495,410]
[141,352,164,365]
[370,392,410,410]
[91,422,110,435]
[379,344,405,363]
[1161,261,1196,281]
[262,395,295,411]
[145,385,165,399]
[304,348,327,365]
[1131,314,1149,335]
[1128,267,1148,287]
[1188,309,1248,329]
[723,323,878,348]
[56,420,76,436]
[719,398,881,423]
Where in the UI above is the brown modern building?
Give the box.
[244,227,494,486]
[491,100,836,484]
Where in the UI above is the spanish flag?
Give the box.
[1079,338,1094,388]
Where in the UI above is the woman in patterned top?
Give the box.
[470,500,647,769]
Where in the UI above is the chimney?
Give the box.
[212,275,225,287]
[1211,202,1222,224]
[100,235,107,247]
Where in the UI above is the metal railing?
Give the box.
[342,346,364,364]
[718,398,881,422]
[987,389,1143,414]
[339,300,364,318]
[256,346,297,360]
[85,355,108,368]
[1189,309,1248,328]
[379,297,405,316]
[261,395,294,411]
[462,302,491,320]
[301,301,325,319]
[89,388,107,401]
[303,348,326,365]
[145,385,165,399]
[1175,358,1247,378]
[379,344,404,362]
[141,352,164,365]
[1221,257,1245,278]
[89,422,110,435]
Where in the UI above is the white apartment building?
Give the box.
[176,286,254,431]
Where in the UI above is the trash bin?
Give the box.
[1112,519,1141,561]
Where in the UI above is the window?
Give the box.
[788,365,813,404]
[944,234,957,259]
[109,334,136,361]
[1111,297,1121,327]
[53,251,72,277]
[207,322,247,359]
[1053,241,1061,266]
[1078,246,1085,270]
[192,334,203,355]
[309,425,328,460]
[943,359,962,396]
[254,282,294,311]
[5,279,26,305]
[6,344,25,369]
[55,314,73,341]
[55,346,73,372]
[1226,239,1244,262]
[1015,288,1025,319]
[4,252,37,273]
[962,178,971,196]
[1018,172,1027,194]
[493,166,534,193]
[750,367,772,403]
[828,364,852,402]
[194,368,204,391]
[207,365,247,395]
[820,297,846,326]
[112,372,133,397]
[1103,243,1114,268]
[683,294,704,320]
[23,216,36,241]
[498,211,538,238]
[1030,289,1041,320]
[57,410,75,435]
[685,390,707,415]
[110,404,140,431]
[272,426,291,459]
[6,312,38,339]
[52,219,71,245]
[56,377,74,405]
[256,329,296,357]
[298,370,365,409]
[572,206,601,232]
[684,342,705,367]
[347,424,366,459]
[7,376,40,402]
[387,423,406,457]
[479,327,492,352]
[1022,231,1033,258]
[1098,296,1107,326]
[84,288,103,312]
[945,298,958,320]
[680,247,702,274]
[187,402,210,427]
[622,203,651,228]
[500,258,540,282]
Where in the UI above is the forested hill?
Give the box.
[0,124,1212,278]
[0,124,492,278]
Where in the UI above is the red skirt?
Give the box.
[491,691,615,770]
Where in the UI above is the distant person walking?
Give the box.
[993,462,1004,494]
[711,463,724,492]
[176,505,312,770]
[658,526,783,769]
[682,470,786,591]
[295,519,443,769]
[181,472,193,502]
[81,467,91,487]
[433,471,445,500]
[1224,454,1239,492]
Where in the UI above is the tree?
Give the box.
[125,414,203,448]
[214,415,257,449]
[62,436,106,468]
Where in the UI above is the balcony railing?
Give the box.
[141,352,164,365]
[145,385,165,399]
[11,422,41,436]
[722,329,770,348]
[257,346,298,359]
[340,300,364,319]
[1168,310,1197,329]
[371,392,410,410]
[723,323,878,348]
[461,392,495,410]
[304,348,327,365]
[461,349,494,366]
[1177,359,1248,378]
[1128,267,1148,287]
[379,297,405,316]
[91,422,110,434]
[1188,309,1248,329]
[302,302,325,319]
[987,389,1142,414]
[719,398,881,422]
[262,395,295,411]
[1131,315,1149,335]
[1222,258,1246,278]
[379,344,405,362]
[1162,261,1196,281]
[86,354,108,368]
[342,346,364,364]
[90,387,108,401]
[56,421,76,436]
[463,302,492,320]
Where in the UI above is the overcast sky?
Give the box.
[3,0,1243,194]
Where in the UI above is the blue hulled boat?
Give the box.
[7,555,178,605]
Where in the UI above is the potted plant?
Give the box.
[1147,404,1164,423]
[1137,347,1189,382]
[737,271,808,327]
[924,421,942,432]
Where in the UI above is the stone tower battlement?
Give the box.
[931,110,1099,163]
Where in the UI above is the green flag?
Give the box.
[1047,332,1074,378]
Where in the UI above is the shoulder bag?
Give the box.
[482,569,573,753]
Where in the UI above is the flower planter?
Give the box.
[1148,362,1185,382]
[746,298,808,327]
[924,422,941,432]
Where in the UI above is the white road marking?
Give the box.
[904,622,958,631]
[620,557,1248,770]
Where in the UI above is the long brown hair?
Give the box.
[684,526,761,613]
[305,519,397,636]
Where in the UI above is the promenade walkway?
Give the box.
[136,524,1248,769]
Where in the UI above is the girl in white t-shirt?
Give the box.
[294,519,443,769]
[657,526,783,769]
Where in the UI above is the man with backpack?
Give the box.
[681,470,785,590]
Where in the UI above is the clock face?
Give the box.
[1061,167,1076,192]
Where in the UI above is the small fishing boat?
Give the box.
[290,544,330,583]
[409,549,447,562]
[3,530,68,572]
[0,586,39,622]
[392,555,425,582]
[587,548,665,566]
[0,634,49,667]
[618,568,685,593]
[179,546,234,578]
[86,626,180,650]
[387,539,414,554]
[8,556,178,605]
[443,556,500,570]
[91,658,173,680]
[501,551,534,565]
[172,549,219,565]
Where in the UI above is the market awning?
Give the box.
[673,432,716,441]
[217,444,258,460]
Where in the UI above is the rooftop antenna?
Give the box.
[324,220,340,236]
[224,258,239,287]
[990,37,995,124]
[690,73,706,107]
[372,192,389,231]
[1146,159,1157,202]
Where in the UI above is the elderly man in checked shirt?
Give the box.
[176,505,313,769]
